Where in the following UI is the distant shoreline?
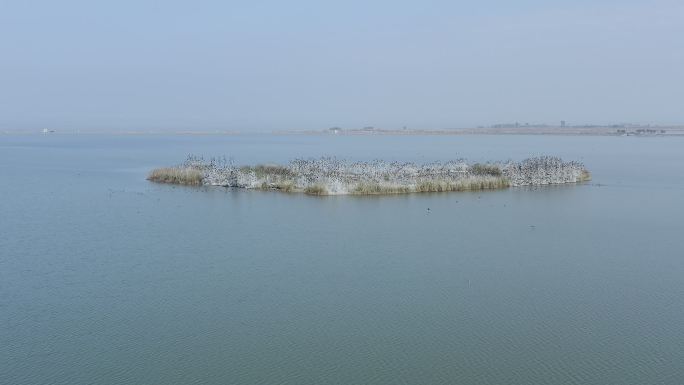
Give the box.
[4,125,684,136]
[288,125,684,137]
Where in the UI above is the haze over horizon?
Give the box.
[1,0,683,132]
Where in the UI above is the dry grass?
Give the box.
[304,184,328,195]
[416,177,509,192]
[352,182,411,195]
[241,164,294,178]
[148,167,203,185]
[470,163,503,176]
[350,177,509,195]
[259,180,298,192]
[274,180,296,192]
[580,169,592,182]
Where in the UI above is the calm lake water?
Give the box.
[2,134,684,385]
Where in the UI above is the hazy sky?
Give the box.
[1,0,683,131]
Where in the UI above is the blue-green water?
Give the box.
[2,134,684,384]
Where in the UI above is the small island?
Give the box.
[148,156,591,195]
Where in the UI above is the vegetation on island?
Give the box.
[148,155,590,195]
[147,167,203,185]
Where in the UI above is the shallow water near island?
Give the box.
[2,134,684,385]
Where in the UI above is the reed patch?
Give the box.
[147,167,203,185]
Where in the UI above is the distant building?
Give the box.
[329,127,342,134]
[561,120,566,127]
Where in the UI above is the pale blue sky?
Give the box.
[1,0,682,131]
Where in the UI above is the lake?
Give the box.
[2,134,683,384]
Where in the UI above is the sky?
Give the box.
[1,0,683,132]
